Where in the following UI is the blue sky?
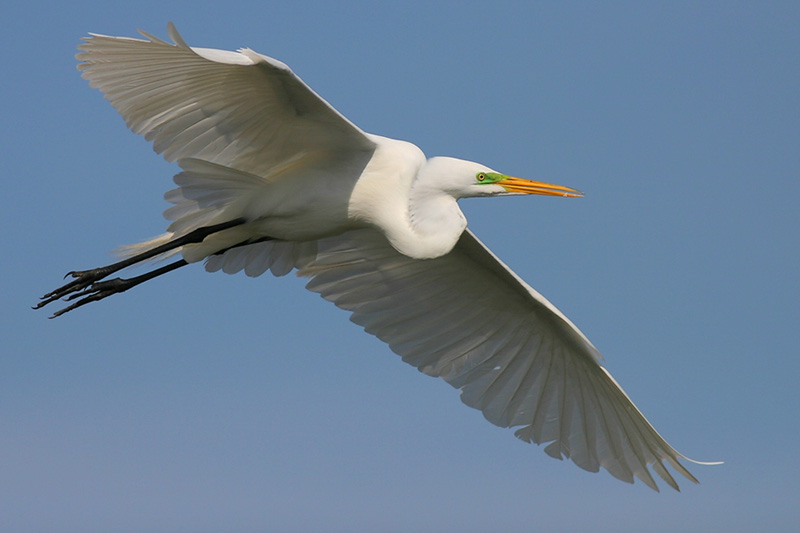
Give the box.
[2,1,799,531]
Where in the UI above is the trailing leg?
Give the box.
[47,259,190,318]
[36,218,248,315]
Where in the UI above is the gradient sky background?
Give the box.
[3,1,799,531]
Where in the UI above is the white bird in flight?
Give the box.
[37,23,715,491]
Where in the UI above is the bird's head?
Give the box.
[422,157,582,200]
[471,170,583,199]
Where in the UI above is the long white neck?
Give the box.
[385,182,466,259]
[349,141,472,260]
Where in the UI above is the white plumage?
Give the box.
[38,23,717,491]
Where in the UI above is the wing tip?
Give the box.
[166,21,190,49]
[515,424,714,492]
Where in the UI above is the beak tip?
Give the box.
[500,176,583,197]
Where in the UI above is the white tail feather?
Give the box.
[115,232,177,260]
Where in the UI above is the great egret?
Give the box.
[37,23,715,491]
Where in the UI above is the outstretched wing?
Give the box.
[295,228,707,491]
[76,23,375,177]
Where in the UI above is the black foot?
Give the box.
[34,267,117,312]
[48,276,139,318]
[37,259,189,318]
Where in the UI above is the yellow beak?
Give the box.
[499,176,583,198]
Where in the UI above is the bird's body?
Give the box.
[37,23,717,491]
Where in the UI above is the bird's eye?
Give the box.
[477,173,486,182]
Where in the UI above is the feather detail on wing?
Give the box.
[163,158,268,237]
[294,228,708,491]
[206,240,318,278]
[76,23,374,177]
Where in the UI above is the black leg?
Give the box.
[36,218,249,316]
[47,259,190,318]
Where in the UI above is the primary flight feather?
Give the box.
[37,23,716,491]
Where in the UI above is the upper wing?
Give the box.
[76,23,375,177]
[297,228,706,491]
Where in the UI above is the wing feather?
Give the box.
[76,23,375,177]
[297,228,704,490]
